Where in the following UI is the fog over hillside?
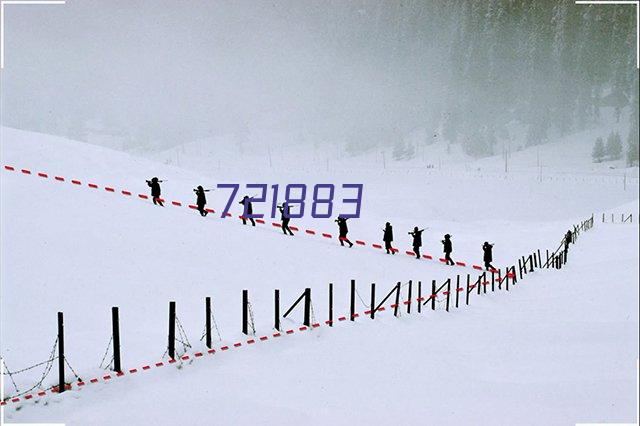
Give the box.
[1,0,638,162]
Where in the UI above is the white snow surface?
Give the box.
[1,126,638,425]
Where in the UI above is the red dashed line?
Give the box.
[260,336,269,341]
[155,362,164,367]
[2,164,500,273]
[286,329,295,334]
[129,368,138,373]
[221,346,229,350]
[181,355,190,360]
[290,226,299,231]
[233,343,242,348]
[247,340,255,344]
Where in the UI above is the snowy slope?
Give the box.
[1,127,638,425]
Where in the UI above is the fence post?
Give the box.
[242,290,248,335]
[394,283,400,317]
[329,284,333,326]
[528,255,534,272]
[518,258,524,279]
[274,289,280,331]
[112,307,122,372]
[445,280,451,312]
[455,275,460,308]
[491,270,495,292]
[407,280,412,314]
[350,280,356,321]
[546,249,550,268]
[303,288,311,327]
[431,280,436,311]
[417,281,422,313]
[168,301,176,360]
[465,274,470,305]
[57,312,65,393]
[370,283,376,319]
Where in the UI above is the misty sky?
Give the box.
[2,0,452,150]
[1,1,637,155]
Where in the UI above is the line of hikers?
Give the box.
[147,177,573,271]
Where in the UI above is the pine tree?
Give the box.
[627,137,639,166]
[605,131,623,160]
[592,137,605,163]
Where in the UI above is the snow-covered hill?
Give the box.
[1,127,638,425]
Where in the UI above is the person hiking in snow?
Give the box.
[383,222,395,254]
[193,186,211,217]
[441,234,454,265]
[239,195,255,226]
[278,202,294,235]
[408,227,424,259]
[482,241,495,271]
[146,177,164,206]
[335,216,353,247]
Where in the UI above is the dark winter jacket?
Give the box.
[279,204,290,221]
[482,243,493,262]
[148,181,161,197]
[383,225,393,242]
[239,198,253,214]
[442,239,452,254]
[336,218,349,236]
[195,189,207,206]
[410,230,423,247]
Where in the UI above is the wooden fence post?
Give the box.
[370,283,376,319]
[168,301,176,359]
[242,290,248,335]
[431,280,437,311]
[394,283,401,317]
[407,280,412,314]
[274,289,280,331]
[57,312,65,393]
[417,281,422,313]
[112,307,122,372]
[303,288,311,327]
[329,284,333,326]
[350,280,356,321]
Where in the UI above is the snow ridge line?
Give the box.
[1,279,518,407]
[2,164,492,272]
